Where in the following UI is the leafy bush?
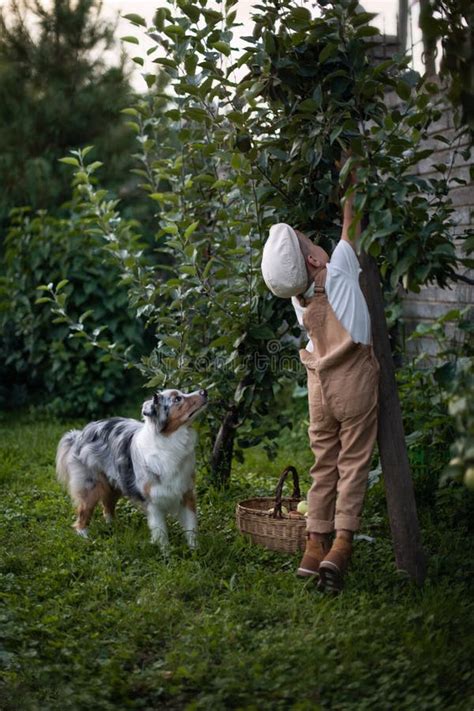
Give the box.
[0,201,145,416]
[397,307,474,492]
[445,356,474,488]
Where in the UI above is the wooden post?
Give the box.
[419,0,437,77]
[360,250,427,585]
[398,0,408,55]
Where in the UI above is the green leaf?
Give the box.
[211,41,231,56]
[184,221,199,239]
[87,161,103,173]
[288,6,311,29]
[330,125,343,144]
[154,8,168,30]
[227,110,245,126]
[123,13,146,26]
[390,254,415,288]
[396,80,411,101]
[164,24,186,37]
[162,224,179,235]
[249,325,274,340]
[162,336,181,349]
[352,11,378,26]
[355,25,380,38]
[298,98,320,112]
[184,107,209,122]
[202,258,214,279]
[312,85,322,107]
[210,334,231,348]
[290,6,311,22]
[153,58,178,69]
[165,109,181,120]
[268,147,288,160]
[125,121,140,133]
[339,157,356,184]
[319,43,338,63]
[58,157,80,167]
[179,2,200,22]
[201,8,221,24]
[121,36,139,44]
[144,74,156,88]
[56,279,69,292]
[184,53,198,75]
[79,310,94,323]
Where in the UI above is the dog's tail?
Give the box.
[56,430,81,489]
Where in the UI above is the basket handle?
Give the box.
[273,466,301,518]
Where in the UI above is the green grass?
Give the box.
[1,412,473,710]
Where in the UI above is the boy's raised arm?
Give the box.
[338,158,360,249]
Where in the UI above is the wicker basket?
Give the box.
[235,466,307,553]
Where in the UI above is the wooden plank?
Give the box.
[360,251,427,585]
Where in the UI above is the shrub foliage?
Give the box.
[0,196,145,416]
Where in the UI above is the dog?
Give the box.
[56,388,208,550]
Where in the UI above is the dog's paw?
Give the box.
[75,527,89,539]
[103,513,114,525]
[150,532,170,551]
[186,535,198,550]
[152,541,171,560]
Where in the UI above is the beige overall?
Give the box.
[299,267,380,533]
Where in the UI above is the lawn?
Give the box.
[0,410,473,710]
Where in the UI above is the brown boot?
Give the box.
[296,536,331,579]
[318,538,353,593]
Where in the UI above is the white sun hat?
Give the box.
[261,223,308,298]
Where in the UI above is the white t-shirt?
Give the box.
[291,240,371,352]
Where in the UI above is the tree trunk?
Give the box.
[210,407,238,487]
[360,251,427,585]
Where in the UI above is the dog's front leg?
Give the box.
[146,504,169,551]
[177,506,198,549]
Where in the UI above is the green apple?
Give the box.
[296,500,309,515]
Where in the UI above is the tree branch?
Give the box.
[452,272,474,286]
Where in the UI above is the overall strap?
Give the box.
[296,268,327,307]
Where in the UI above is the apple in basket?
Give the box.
[267,506,289,515]
[296,500,309,515]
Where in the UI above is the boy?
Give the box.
[261,190,379,593]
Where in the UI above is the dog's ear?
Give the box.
[154,392,169,431]
[142,391,169,430]
[141,398,155,418]
[142,392,162,418]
